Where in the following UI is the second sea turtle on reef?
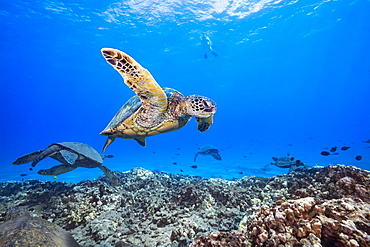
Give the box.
[12,142,120,184]
[194,144,222,162]
[100,48,217,152]
[262,156,307,172]
[0,207,80,247]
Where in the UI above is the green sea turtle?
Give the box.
[194,144,222,162]
[262,156,307,172]
[0,207,80,247]
[100,48,217,152]
[12,142,120,184]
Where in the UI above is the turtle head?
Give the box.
[185,95,217,118]
[185,95,216,132]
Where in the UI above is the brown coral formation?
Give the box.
[244,165,370,247]
[190,230,248,247]
[247,197,370,246]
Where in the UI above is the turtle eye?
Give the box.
[203,100,214,112]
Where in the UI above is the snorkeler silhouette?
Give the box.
[201,35,218,59]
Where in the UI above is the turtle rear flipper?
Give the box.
[289,164,297,173]
[99,165,120,184]
[134,136,146,146]
[262,163,272,171]
[102,137,115,153]
[12,150,44,165]
[38,164,77,175]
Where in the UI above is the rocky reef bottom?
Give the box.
[0,165,369,247]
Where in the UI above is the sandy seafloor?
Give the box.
[0,164,369,247]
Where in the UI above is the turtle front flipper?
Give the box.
[12,150,44,165]
[101,48,168,127]
[31,144,62,167]
[262,163,272,171]
[194,152,200,162]
[99,165,121,184]
[211,152,222,161]
[38,164,77,175]
[196,116,213,132]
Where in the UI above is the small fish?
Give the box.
[330,146,338,152]
[191,165,198,169]
[172,162,177,165]
[20,174,28,177]
[341,146,350,151]
[321,151,331,156]
[180,170,184,172]
[243,156,247,158]
[29,168,33,171]
[238,172,243,175]
[332,152,340,155]
[355,155,362,161]
[363,139,370,143]
[52,176,58,179]
[176,154,180,156]
[105,155,114,158]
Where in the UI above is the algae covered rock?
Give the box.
[0,207,79,247]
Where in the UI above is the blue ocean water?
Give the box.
[1,0,369,183]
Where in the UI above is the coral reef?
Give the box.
[0,165,369,246]
[190,230,248,247]
[246,197,370,246]
[239,165,370,247]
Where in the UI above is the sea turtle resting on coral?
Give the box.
[262,156,307,172]
[100,48,217,152]
[0,207,80,247]
[12,142,120,184]
[194,144,222,162]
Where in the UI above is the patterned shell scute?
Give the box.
[103,87,180,132]
[102,95,142,131]
[0,207,80,247]
[57,142,103,164]
[276,156,296,164]
[199,144,218,153]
